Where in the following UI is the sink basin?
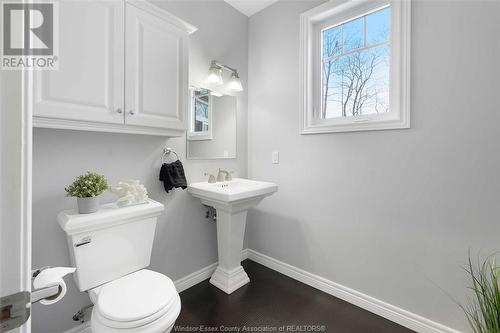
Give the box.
[188,178,278,294]
[188,178,278,204]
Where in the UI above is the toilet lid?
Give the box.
[96,270,178,324]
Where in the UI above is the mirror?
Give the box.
[187,87,237,159]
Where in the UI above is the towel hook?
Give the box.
[162,148,179,164]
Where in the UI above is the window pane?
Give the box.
[322,26,341,59]
[366,7,390,45]
[322,44,390,118]
[343,17,364,52]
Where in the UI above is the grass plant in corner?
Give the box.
[65,171,108,214]
[461,253,500,333]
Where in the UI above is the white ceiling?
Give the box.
[224,0,279,17]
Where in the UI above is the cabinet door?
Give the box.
[125,2,188,131]
[33,1,124,124]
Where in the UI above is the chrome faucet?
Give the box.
[204,172,216,183]
[217,168,232,182]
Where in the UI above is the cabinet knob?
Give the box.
[129,110,135,115]
[116,108,123,114]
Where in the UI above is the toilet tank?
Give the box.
[58,199,164,291]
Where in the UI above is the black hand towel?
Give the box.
[159,160,187,193]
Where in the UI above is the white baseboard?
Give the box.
[241,248,249,260]
[64,248,461,333]
[174,249,249,293]
[174,262,218,293]
[246,249,462,333]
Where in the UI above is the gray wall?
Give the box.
[247,1,500,332]
[32,1,248,332]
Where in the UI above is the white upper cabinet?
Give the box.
[125,2,189,132]
[33,0,196,137]
[33,1,124,125]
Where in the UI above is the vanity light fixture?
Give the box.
[227,72,243,92]
[206,60,244,92]
[207,61,223,84]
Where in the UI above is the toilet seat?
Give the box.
[90,270,181,332]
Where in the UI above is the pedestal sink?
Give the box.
[188,178,278,293]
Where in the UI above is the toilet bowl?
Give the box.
[57,200,180,333]
[89,270,181,333]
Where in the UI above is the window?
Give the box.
[300,0,410,134]
[321,7,390,119]
[188,88,213,141]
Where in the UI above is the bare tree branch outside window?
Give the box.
[321,7,390,119]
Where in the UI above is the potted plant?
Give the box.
[65,171,108,214]
[460,253,500,332]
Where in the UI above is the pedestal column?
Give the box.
[209,209,250,294]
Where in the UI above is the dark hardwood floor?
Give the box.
[174,260,415,333]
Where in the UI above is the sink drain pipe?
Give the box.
[204,205,217,222]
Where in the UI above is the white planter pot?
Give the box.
[77,197,99,214]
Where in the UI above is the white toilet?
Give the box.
[58,199,180,333]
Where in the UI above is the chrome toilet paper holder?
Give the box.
[31,267,60,304]
[31,285,60,304]
[0,267,66,331]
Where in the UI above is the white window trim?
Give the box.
[299,0,411,134]
[187,88,213,141]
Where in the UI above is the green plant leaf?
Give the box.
[461,252,500,333]
[65,171,108,198]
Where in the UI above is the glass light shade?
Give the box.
[207,66,223,84]
[228,72,243,92]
